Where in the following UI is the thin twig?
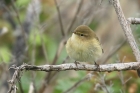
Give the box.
[54,0,65,36]
[98,74,110,93]
[18,82,24,93]
[39,27,49,63]
[63,75,89,93]
[66,0,84,34]
[52,39,67,65]
[30,31,37,93]
[36,15,49,62]
[118,56,126,93]
[11,0,26,40]
[100,40,126,64]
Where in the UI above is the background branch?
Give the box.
[54,0,65,36]
[112,0,140,76]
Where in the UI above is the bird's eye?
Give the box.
[80,34,84,36]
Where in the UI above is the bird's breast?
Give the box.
[66,35,102,62]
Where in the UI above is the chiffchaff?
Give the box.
[66,25,103,64]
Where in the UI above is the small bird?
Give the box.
[66,25,103,65]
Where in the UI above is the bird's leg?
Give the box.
[94,61,100,71]
[74,61,80,70]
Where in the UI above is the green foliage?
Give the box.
[89,21,99,31]
[29,30,42,46]
[40,33,57,62]
[28,29,58,64]
[74,81,92,93]
[15,0,30,8]
[54,79,73,92]
[134,25,140,49]
[0,46,11,63]
[19,72,30,93]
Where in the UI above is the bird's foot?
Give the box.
[74,61,80,70]
[94,61,100,71]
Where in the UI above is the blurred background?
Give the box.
[0,0,140,93]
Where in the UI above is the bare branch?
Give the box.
[7,62,140,93]
[8,66,22,93]
[20,62,140,72]
[111,0,140,76]
[127,18,140,24]
[112,0,140,61]
[54,0,65,36]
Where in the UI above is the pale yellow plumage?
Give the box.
[66,25,103,63]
